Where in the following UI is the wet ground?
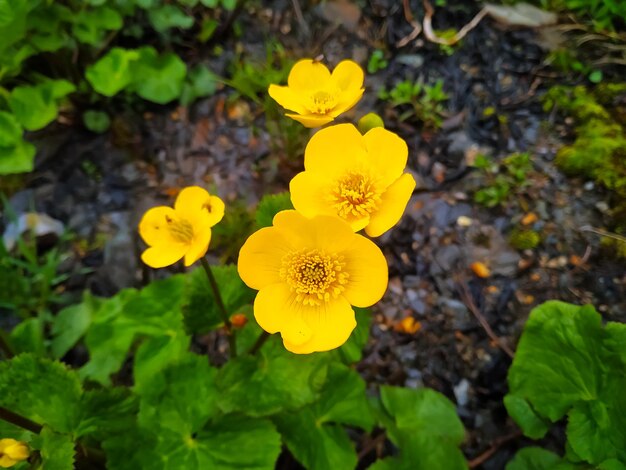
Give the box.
[3,0,626,468]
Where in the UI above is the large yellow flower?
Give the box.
[238,210,388,354]
[268,59,364,128]
[289,123,416,237]
[138,186,224,268]
[0,439,29,468]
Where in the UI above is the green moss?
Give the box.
[509,229,541,250]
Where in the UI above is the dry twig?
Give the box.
[422,0,488,46]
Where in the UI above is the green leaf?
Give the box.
[81,276,187,385]
[180,65,217,106]
[503,395,550,439]
[599,460,626,470]
[86,47,139,97]
[376,386,467,470]
[148,4,194,33]
[131,47,186,104]
[0,354,82,433]
[507,302,605,422]
[51,295,96,358]
[275,409,357,470]
[133,334,191,395]
[82,110,110,133]
[0,138,36,174]
[380,386,465,445]
[505,447,563,470]
[0,111,22,147]
[255,192,293,228]
[217,336,328,417]
[137,353,219,434]
[10,317,44,355]
[9,80,75,131]
[182,264,254,334]
[273,363,373,470]
[75,388,139,440]
[72,6,123,45]
[33,427,75,470]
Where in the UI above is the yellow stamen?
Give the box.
[165,215,194,243]
[331,172,381,218]
[280,249,349,305]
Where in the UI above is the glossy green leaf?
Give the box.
[505,447,563,470]
[34,427,75,470]
[82,110,110,133]
[148,4,194,32]
[51,295,97,359]
[86,47,139,97]
[0,138,36,174]
[0,111,22,147]
[255,192,293,228]
[9,80,75,131]
[131,47,186,104]
[76,388,138,440]
[503,395,550,439]
[179,65,217,106]
[217,336,328,417]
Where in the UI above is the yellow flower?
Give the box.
[268,59,364,128]
[0,439,29,468]
[289,123,416,237]
[138,186,224,268]
[238,210,388,354]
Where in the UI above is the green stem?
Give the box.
[200,258,236,358]
[0,407,42,434]
[248,331,270,355]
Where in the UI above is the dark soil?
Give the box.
[3,1,625,469]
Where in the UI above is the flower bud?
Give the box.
[357,112,385,134]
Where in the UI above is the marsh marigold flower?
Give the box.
[138,186,224,268]
[238,210,388,354]
[290,123,416,237]
[0,439,29,468]
[268,59,364,128]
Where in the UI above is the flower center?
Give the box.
[309,90,337,114]
[165,214,194,243]
[331,172,381,219]
[280,249,349,305]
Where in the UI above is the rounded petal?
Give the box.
[289,171,334,218]
[304,123,366,175]
[287,59,331,90]
[268,85,308,114]
[283,296,356,354]
[365,173,416,237]
[141,243,188,268]
[238,227,293,290]
[253,282,301,336]
[286,112,334,128]
[0,455,16,467]
[183,226,212,266]
[4,443,28,460]
[272,210,354,253]
[341,235,388,307]
[363,127,409,187]
[138,206,178,247]
[175,186,224,227]
[329,88,364,118]
[330,60,364,93]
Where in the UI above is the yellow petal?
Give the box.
[268,84,308,114]
[0,455,16,468]
[283,296,356,354]
[4,443,28,461]
[272,210,354,253]
[183,226,212,266]
[141,243,188,268]
[0,440,16,453]
[138,206,178,247]
[285,112,334,128]
[287,59,331,90]
[175,186,225,227]
[238,227,293,290]
[365,173,416,237]
[362,127,409,187]
[341,235,388,307]
[253,282,301,336]
[303,123,366,176]
[330,60,364,93]
[329,87,364,118]
[289,171,334,219]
